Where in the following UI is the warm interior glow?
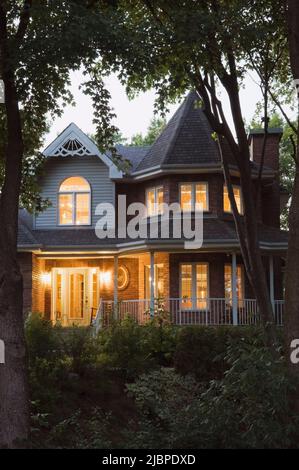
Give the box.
[146,187,164,216]
[223,185,243,214]
[60,176,90,192]
[180,183,208,211]
[59,176,90,225]
[41,272,51,286]
[100,270,111,286]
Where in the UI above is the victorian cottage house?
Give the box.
[17,92,287,330]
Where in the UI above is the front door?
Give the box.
[52,268,98,326]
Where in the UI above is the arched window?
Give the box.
[58,176,91,226]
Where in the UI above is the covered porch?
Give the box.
[33,249,285,329]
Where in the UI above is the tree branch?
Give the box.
[14,1,32,50]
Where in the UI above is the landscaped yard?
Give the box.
[26,313,298,449]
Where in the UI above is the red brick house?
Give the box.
[18,92,288,328]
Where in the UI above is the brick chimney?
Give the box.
[249,128,283,228]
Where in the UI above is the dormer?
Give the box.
[34,123,121,230]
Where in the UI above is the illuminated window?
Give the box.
[58,176,91,225]
[146,187,164,216]
[180,183,208,211]
[180,263,209,310]
[144,264,164,298]
[223,185,243,214]
[224,264,244,306]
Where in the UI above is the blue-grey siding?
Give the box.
[35,156,115,229]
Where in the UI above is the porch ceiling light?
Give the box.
[100,270,111,286]
[41,272,51,286]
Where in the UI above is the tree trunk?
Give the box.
[0,5,30,446]
[284,0,299,379]
[285,147,299,377]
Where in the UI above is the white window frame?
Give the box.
[146,186,164,217]
[223,184,244,215]
[179,182,209,212]
[58,176,91,226]
[179,262,210,310]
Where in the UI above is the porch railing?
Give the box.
[93,298,284,329]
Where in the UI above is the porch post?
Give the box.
[114,255,118,317]
[269,255,275,311]
[150,251,155,317]
[232,252,238,326]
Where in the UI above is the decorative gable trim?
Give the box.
[43,123,123,179]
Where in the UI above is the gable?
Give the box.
[43,123,122,178]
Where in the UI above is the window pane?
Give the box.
[180,184,192,211]
[234,187,243,214]
[196,264,208,309]
[223,185,243,214]
[156,265,164,298]
[181,264,193,309]
[92,272,99,310]
[76,193,90,225]
[59,194,73,225]
[147,189,155,216]
[224,264,244,307]
[60,176,90,192]
[157,188,164,214]
[145,265,164,298]
[223,186,231,212]
[237,266,244,306]
[195,184,208,211]
[69,273,84,318]
[224,265,232,304]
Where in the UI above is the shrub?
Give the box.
[196,337,298,449]
[25,313,63,363]
[125,368,203,449]
[61,326,98,374]
[97,316,178,379]
[174,326,264,381]
[125,333,298,449]
[97,317,156,379]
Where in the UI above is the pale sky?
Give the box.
[45,70,266,148]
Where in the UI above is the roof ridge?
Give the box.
[163,92,197,165]
[135,92,192,171]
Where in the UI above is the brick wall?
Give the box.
[169,252,253,299]
[116,173,237,223]
[250,132,282,228]
[32,254,46,314]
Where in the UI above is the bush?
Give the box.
[97,316,177,379]
[174,326,265,381]
[125,368,202,448]
[124,333,298,449]
[25,313,63,363]
[61,326,98,374]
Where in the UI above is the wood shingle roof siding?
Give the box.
[115,145,150,172]
[134,91,221,172]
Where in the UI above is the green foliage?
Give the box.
[196,340,297,449]
[44,408,113,449]
[124,335,298,449]
[60,326,98,374]
[130,117,166,146]
[25,313,63,363]
[25,316,298,449]
[125,368,202,449]
[97,317,158,379]
[1,1,136,208]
